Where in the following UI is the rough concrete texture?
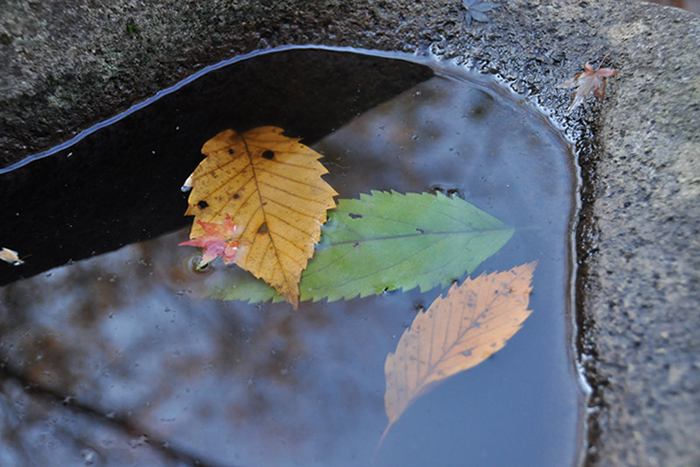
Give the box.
[1,0,699,465]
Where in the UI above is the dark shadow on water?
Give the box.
[0,48,585,467]
[0,48,433,287]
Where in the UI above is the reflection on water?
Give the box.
[1,231,398,466]
[0,50,583,467]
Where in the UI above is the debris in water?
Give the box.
[0,247,24,265]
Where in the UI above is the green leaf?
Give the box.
[210,191,514,304]
[208,270,286,304]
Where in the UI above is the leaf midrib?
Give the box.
[318,226,513,249]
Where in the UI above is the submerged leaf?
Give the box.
[182,127,338,308]
[381,262,537,444]
[558,55,619,112]
[212,191,514,304]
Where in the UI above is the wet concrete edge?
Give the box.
[2,0,699,465]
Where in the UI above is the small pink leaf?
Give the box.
[179,214,239,268]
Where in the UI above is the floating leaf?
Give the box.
[381,262,537,444]
[558,55,619,112]
[183,127,338,308]
[208,269,286,304]
[212,191,514,304]
[179,214,239,268]
[0,247,24,266]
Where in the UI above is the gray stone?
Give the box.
[1,0,699,465]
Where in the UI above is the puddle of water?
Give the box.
[0,48,584,467]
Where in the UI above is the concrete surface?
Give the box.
[1,0,699,465]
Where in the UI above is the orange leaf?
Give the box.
[381,262,537,444]
[182,127,338,308]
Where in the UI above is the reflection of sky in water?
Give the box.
[0,68,583,467]
[1,231,410,466]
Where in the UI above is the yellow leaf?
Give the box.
[0,247,24,266]
[183,127,338,308]
[381,261,537,444]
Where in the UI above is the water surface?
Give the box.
[0,48,584,467]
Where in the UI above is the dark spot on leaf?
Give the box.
[416,228,425,234]
[257,222,269,234]
[461,348,473,357]
[354,242,360,247]
[228,149,234,155]
[197,201,209,209]
[233,193,240,199]
[349,213,363,219]
[262,150,275,160]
